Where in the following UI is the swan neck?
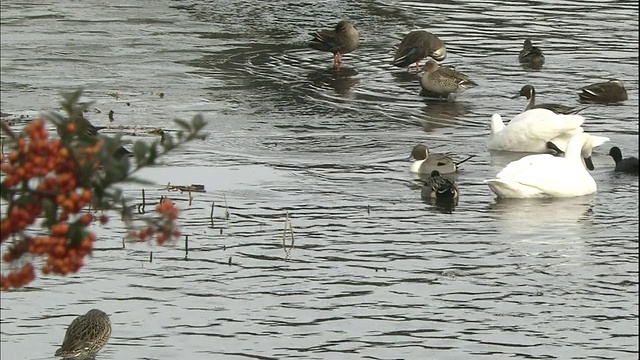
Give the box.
[490,115,505,134]
[565,134,590,161]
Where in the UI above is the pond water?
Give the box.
[1,0,638,359]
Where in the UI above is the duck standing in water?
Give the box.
[55,309,112,359]
[579,79,628,103]
[308,20,359,69]
[519,39,545,69]
[421,170,459,202]
[392,30,446,71]
[410,144,474,175]
[513,85,585,114]
[419,60,478,100]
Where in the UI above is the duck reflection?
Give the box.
[307,66,359,97]
[419,100,470,132]
[392,70,421,83]
[423,196,458,214]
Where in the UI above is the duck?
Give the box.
[519,39,545,68]
[410,144,474,175]
[392,30,446,71]
[488,108,609,154]
[513,85,585,114]
[421,170,459,201]
[608,146,639,174]
[308,20,359,69]
[579,79,628,103]
[59,113,132,159]
[55,309,111,359]
[485,133,597,198]
[419,60,478,99]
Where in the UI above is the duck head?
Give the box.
[411,144,429,160]
[431,47,447,62]
[512,85,535,99]
[422,59,439,74]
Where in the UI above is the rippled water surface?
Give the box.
[1,1,638,359]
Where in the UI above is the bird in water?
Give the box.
[578,79,628,103]
[59,112,132,159]
[513,85,585,115]
[608,146,638,174]
[421,170,459,202]
[55,309,111,359]
[308,20,359,69]
[410,144,475,175]
[419,60,478,100]
[519,39,545,69]
[392,30,446,72]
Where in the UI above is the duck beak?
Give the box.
[584,156,594,171]
[510,93,521,99]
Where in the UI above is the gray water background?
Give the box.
[0,0,638,359]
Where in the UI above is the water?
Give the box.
[1,0,638,359]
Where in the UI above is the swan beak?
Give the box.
[584,156,595,171]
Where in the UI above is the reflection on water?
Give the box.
[488,195,596,235]
[420,100,471,131]
[1,0,638,359]
[306,66,360,98]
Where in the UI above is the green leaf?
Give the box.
[133,141,149,166]
[174,118,192,132]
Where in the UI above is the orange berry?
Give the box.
[79,213,94,226]
[80,189,93,203]
[53,244,66,258]
[59,147,69,159]
[66,123,76,133]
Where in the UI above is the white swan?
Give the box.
[488,108,609,153]
[485,132,597,198]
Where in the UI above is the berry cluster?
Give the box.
[130,199,181,245]
[1,103,191,291]
[1,119,100,290]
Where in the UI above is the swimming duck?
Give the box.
[421,170,459,201]
[513,85,585,114]
[308,20,359,69]
[488,108,609,154]
[55,309,111,359]
[419,60,478,98]
[579,80,628,103]
[608,146,639,174]
[410,144,474,175]
[392,30,446,71]
[519,39,545,68]
[486,132,597,198]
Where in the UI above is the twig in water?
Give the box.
[137,189,146,214]
[282,211,295,260]
[210,201,215,228]
[184,234,189,260]
[149,251,153,263]
[223,193,229,220]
